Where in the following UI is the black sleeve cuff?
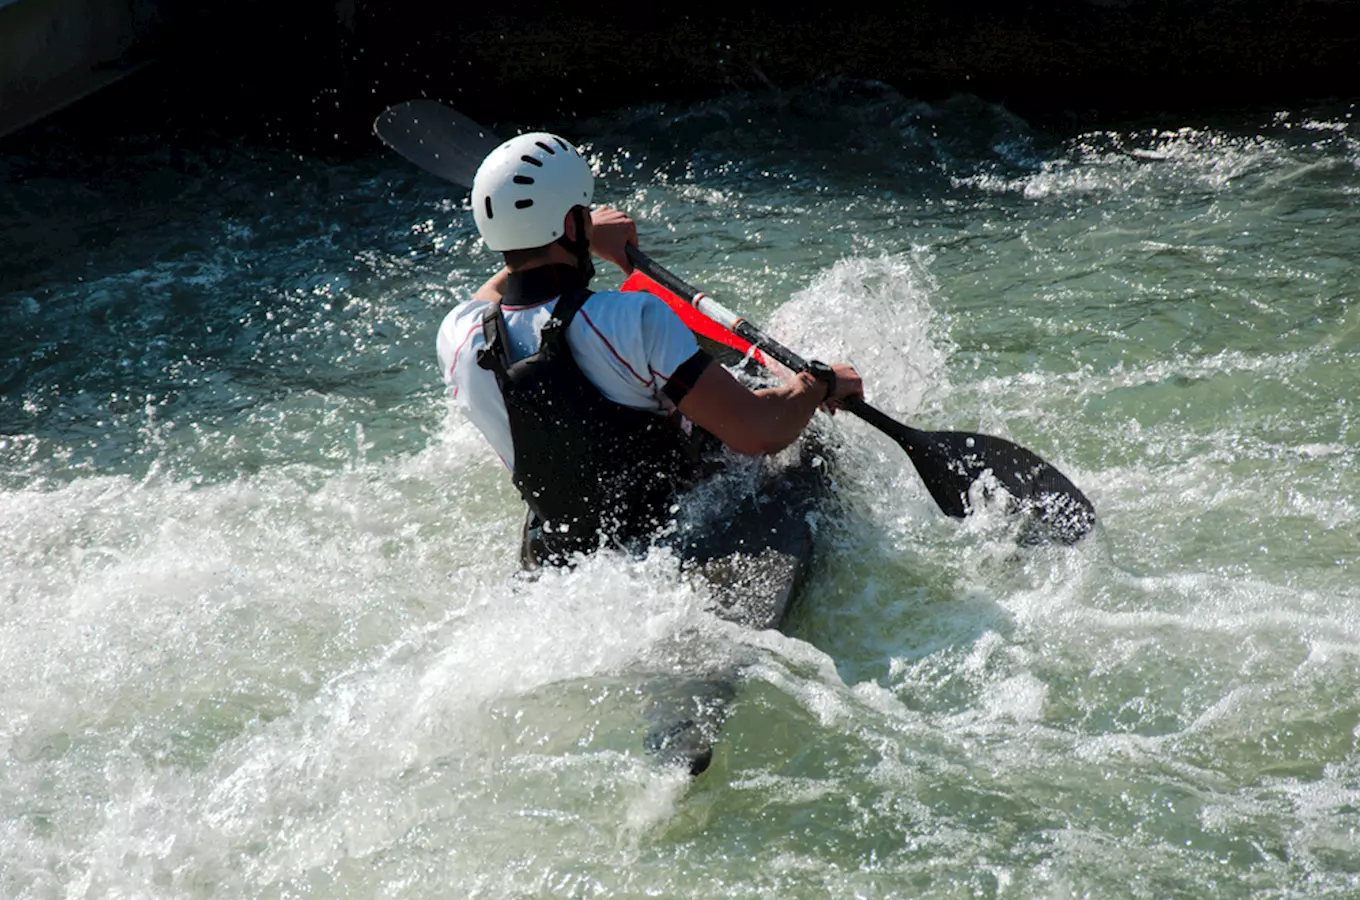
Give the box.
[661,349,714,406]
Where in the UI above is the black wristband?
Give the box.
[805,359,836,403]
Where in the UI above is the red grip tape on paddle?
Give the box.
[621,270,768,366]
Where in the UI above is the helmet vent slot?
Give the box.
[513,175,535,185]
[555,137,571,152]
[515,199,534,209]
[484,197,494,219]
[534,141,556,155]
[521,155,543,167]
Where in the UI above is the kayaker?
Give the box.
[436,131,863,564]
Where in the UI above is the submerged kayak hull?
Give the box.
[513,279,835,775]
[642,433,832,776]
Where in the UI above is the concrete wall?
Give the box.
[3,0,1357,145]
[0,0,162,136]
[351,0,1360,129]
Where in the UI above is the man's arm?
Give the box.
[678,361,862,456]
[588,207,637,273]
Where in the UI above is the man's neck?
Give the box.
[505,245,578,273]
[502,263,592,305]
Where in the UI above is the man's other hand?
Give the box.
[589,207,638,273]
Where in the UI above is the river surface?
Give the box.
[2,83,1358,898]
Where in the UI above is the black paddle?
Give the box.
[624,247,1096,543]
[374,100,1097,544]
[374,100,501,186]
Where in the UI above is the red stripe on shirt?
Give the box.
[447,322,481,398]
[650,365,683,387]
[579,308,655,388]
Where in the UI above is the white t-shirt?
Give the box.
[436,288,706,470]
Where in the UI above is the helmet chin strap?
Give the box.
[561,206,595,285]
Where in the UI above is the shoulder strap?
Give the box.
[547,288,593,328]
[477,287,595,370]
[537,288,593,350]
[476,303,512,372]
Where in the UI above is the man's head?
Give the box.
[472,132,594,270]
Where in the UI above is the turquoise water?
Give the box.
[2,84,1358,897]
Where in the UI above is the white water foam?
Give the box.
[2,421,785,896]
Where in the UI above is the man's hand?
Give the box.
[821,362,864,414]
[589,207,638,273]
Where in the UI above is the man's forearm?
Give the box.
[745,373,829,454]
[679,364,829,457]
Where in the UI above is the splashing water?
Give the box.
[2,84,1358,897]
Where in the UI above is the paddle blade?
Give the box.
[373,100,502,188]
[621,270,768,365]
[879,418,1096,544]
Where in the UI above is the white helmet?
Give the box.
[471,132,594,252]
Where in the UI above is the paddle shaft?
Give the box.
[626,246,917,446]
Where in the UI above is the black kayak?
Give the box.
[513,271,837,776]
[641,415,834,776]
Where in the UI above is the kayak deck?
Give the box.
[674,437,830,632]
[642,433,831,776]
